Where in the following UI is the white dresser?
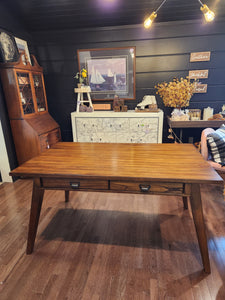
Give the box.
[71,110,164,143]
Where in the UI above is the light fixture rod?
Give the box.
[197,0,204,6]
[155,0,167,13]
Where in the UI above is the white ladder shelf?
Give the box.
[74,86,93,113]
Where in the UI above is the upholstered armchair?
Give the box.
[201,127,225,178]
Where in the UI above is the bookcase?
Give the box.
[0,54,61,165]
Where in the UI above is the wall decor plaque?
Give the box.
[189,70,209,79]
[92,103,111,111]
[190,51,211,62]
[194,84,208,93]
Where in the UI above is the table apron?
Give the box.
[40,178,192,196]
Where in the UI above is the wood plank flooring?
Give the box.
[0,179,225,299]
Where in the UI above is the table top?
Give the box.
[10,142,223,184]
[167,117,225,128]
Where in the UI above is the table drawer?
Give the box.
[42,178,108,190]
[110,181,184,194]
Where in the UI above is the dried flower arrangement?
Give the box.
[155,77,196,108]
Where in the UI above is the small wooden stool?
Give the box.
[74,86,93,112]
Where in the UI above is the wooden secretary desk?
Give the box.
[0,54,61,165]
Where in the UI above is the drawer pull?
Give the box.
[139,184,151,192]
[46,140,50,149]
[70,182,80,189]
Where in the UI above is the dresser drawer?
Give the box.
[42,178,109,190]
[39,128,61,151]
[110,181,184,194]
[71,111,164,143]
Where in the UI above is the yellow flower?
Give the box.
[74,68,88,84]
[81,71,87,78]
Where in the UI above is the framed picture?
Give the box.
[15,37,31,64]
[77,47,136,101]
[0,30,19,63]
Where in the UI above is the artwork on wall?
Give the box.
[15,37,31,64]
[77,47,136,100]
[190,51,211,62]
[0,30,19,63]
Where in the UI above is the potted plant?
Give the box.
[155,76,196,112]
[74,68,88,87]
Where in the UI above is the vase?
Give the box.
[77,83,82,88]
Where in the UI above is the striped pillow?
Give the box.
[207,125,225,164]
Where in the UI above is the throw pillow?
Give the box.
[207,125,225,165]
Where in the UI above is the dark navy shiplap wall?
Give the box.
[32,19,225,143]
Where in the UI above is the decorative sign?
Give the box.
[190,51,211,62]
[92,103,111,110]
[194,84,208,93]
[189,70,209,79]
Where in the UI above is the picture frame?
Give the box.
[77,47,136,101]
[0,30,19,63]
[15,37,31,64]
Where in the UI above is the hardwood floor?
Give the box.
[0,179,225,299]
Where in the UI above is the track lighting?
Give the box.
[144,0,215,29]
[144,12,157,29]
[198,1,215,22]
[144,0,167,29]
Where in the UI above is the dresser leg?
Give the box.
[26,179,44,254]
[190,183,210,273]
[65,190,69,202]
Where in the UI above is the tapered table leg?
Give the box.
[65,190,69,202]
[190,183,210,273]
[182,196,188,209]
[26,178,44,254]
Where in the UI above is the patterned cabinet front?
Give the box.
[71,111,164,143]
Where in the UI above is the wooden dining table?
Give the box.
[10,142,223,273]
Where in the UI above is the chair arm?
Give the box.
[200,128,215,161]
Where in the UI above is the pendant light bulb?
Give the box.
[200,4,215,22]
[144,12,157,28]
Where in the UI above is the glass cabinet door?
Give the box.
[32,74,46,112]
[17,72,35,115]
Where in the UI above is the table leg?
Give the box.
[65,190,69,202]
[179,128,183,141]
[182,196,188,209]
[26,179,44,254]
[190,183,210,273]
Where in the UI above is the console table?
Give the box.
[71,110,164,143]
[10,142,223,273]
[167,117,225,141]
